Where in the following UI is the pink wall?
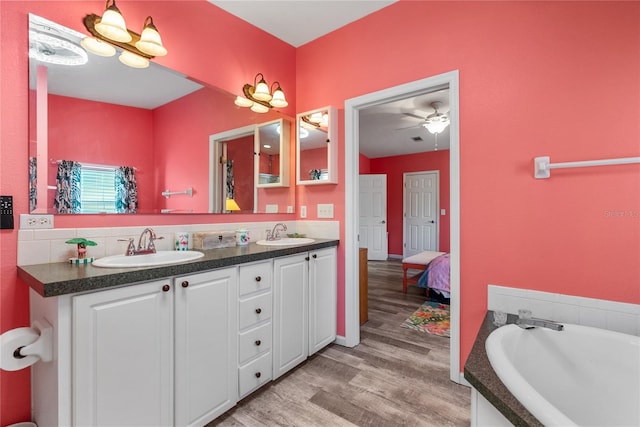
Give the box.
[370,150,450,255]
[0,2,296,424]
[359,153,371,174]
[48,95,157,212]
[297,1,639,371]
[228,135,256,212]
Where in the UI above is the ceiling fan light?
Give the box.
[299,128,309,139]
[234,96,253,108]
[309,112,323,123]
[250,102,269,113]
[118,50,149,68]
[135,16,167,56]
[81,36,116,57]
[423,119,448,134]
[95,1,132,43]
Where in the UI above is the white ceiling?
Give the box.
[208,0,397,47]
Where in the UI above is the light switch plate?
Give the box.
[317,203,334,218]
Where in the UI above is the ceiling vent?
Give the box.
[411,136,423,142]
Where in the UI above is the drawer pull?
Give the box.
[162,284,170,292]
[305,256,310,261]
[181,280,189,288]
[255,340,261,346]
[312,254,317,259]
[255,372,261,378]
[255,276,262,282]
[255,308,262,314]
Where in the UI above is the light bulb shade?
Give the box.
[118,50,149,68]
[234,96,254,108]
[226,198,241,211]
[252,75,272,102]
[95,2,132,42]
[135,16,167,56]
[250,102,269,114]
[423,117,449,134]
[269,86,288,108]
[309,112,323,123]
[81,36,116,57]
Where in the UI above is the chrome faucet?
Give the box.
[119,228,164,256]
[266,223,287,241]
[516,309,564,331]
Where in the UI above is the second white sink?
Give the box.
[256,238,315,246]
[93,250,204,268]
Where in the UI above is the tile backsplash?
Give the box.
[488,284,640,336]
[17,220,339,266]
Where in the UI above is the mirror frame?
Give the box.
[296,106,338,185]
[256,118,290,189]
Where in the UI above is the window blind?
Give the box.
[79,166,117,213]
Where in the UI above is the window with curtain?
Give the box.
[54,161,138,214]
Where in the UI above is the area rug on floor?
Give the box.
[401,301,450,337]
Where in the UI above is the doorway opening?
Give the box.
[344,70,461,383]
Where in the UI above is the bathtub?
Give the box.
[486,323,640,426]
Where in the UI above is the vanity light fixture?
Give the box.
[234,73,288,113]
[422,101,450,134]
[81,0,168,69]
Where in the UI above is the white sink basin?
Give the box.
[93,250,204,268]
[256,238,315,246]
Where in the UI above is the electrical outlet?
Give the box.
[20,214,54,229]
[317,203,334,218]
[300,206,307,218]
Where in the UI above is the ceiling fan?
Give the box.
[399,101,450,134]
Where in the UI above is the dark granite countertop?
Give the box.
[19,239,339,298]
[463,312,543,427]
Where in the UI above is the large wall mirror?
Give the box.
[296,106,338,185]
[28,14,294,215]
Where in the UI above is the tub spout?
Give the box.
[516,312,564,331]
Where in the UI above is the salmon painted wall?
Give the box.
[228,135,256,212]
[47,95,157,212]
[370,150,450,256]
[296,1,640,371]
[0,1,295,424]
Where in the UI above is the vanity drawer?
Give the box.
[238,352,272,398]
[239,261,272,296]
[239,292,272,330]
[238,322,272,365]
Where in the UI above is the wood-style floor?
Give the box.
[211,259,470,426]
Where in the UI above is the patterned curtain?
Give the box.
[54,160,81,213]
[29,156,37,212]
[115,166,138,213]
[226,159,235,199]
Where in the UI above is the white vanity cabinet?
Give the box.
[54,266,237,427]
[273,247,337,379]
[237,260,273,398]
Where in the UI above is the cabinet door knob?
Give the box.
[255,340,261,346]
[181,281,189,288]
[255,276,262,282]
[255,372,261,378]
[312,254,317,259]
[255,308,262,314]
[162,284,170,292]
[305,256,310,261]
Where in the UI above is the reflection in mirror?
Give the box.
[28,14,295,214]
[296,106,338,185]
[257,120,289,188]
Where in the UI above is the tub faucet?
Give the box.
[516,309,564,331]
[267,223,287,241]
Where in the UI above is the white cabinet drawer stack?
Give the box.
[237,260,273,398]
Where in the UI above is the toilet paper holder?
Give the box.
[15,319,53,362]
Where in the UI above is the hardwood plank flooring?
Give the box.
[211,259,470,426]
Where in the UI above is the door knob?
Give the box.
[428,220,435,223]
[381,220,386,224]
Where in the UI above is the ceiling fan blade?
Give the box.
[402,112,424,120]
[395,124,422,131]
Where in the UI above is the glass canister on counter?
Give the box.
[235,228,250,246]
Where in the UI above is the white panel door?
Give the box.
[273,253,308,379]
[308,247,337,355]
[174,267,238,427]
[404,171,439,257]
[73,279,173,427]
[359,174,388,260]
